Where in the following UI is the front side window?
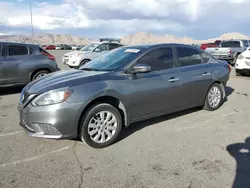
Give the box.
[243,41,249,47]
[8,45,28,56]
[109,44,122,50]
[136,48,174,71]
[176,47,202,67]
[94,44,109,52]
[80,43,100,51]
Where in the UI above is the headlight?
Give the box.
[31,89,73,106]
[238,54,244,59]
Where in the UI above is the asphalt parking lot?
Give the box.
[1,50,250,188]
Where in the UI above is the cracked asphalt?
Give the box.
[0,50,250,188]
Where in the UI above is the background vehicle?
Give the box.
[200,40,221,50]
[0,42,60,87]
[56,44,72,50]
[62,38,124,69]
[45,45,56,50]
[235,47,250,76]
[205,40,249,65]
[18,44,230,148]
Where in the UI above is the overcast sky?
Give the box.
[0,0,250,39]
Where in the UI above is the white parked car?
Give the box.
[62,39,124,69]
[235,47,250,76]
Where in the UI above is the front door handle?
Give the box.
[202,72,211,76]
[168,77,179,82]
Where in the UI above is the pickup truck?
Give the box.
[205,40,249,65]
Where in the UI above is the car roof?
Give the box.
[122,43,198,50]
[0,41,38,47]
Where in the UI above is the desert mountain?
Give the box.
[0,32,249,45]
[0,34,92,45]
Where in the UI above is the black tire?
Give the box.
[203,83,224,111]
[31,70,49,81]
[77,59,90,69]
[236,70,241,76]
[79,103,123,148]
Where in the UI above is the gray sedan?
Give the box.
[18,44,231,148]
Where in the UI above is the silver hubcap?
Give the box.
[87,111,118,144]
[36,73,47,79]
[208,86,221,108]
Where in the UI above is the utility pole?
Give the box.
[30,0,34,44]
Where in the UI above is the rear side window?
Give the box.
[176,47,202,67]
[8,45,28,56]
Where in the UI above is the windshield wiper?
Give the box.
[80,67,100,71]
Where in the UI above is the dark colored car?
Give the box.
[18,44,230,148]
[0,42,60,86]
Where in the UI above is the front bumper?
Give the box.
[17,101,86,139]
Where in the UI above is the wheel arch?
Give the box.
[29,68,52,81]
[77,95,128,136]
[203,81,226,103]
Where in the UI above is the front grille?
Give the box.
[38,124,61,135]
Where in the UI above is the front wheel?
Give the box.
[79,103,123,148]
[203,83,224,111]
[77,60,90,69]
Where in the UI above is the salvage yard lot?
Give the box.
[0,50,250,188]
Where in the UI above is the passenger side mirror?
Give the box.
[132,64,151,74]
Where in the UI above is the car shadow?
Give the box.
[0,85,24,96]
[227,137,250,188]
[118,85,235,143]
[118,107,201,143]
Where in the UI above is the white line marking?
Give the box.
[0,146,71,168]
[0,131,24,137]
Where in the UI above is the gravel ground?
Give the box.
[0,50,250,188]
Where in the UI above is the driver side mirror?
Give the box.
[132,64,151,74]
[94,48,101,52]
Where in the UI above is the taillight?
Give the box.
[227,49,232,54]
[41,51,55,61]
[226,64,232,72]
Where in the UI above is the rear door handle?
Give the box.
[202,72,211,76]
[168,77,179,82]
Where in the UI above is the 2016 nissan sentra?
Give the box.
[18,44,231,148]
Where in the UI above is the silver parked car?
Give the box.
[18,44,231,148]
[0,42,60,87]
[62,39,124,69]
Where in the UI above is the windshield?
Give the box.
[80,47,142,71]
[80,43,100,51]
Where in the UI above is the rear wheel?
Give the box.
[79,103,123,148]
[31,70,49,81]
[203,83,223,111]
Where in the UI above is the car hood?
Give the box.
[64,51,92,57]
[25,69,108,94]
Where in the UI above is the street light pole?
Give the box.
[30,0,34,44]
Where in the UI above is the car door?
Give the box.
[128,47,181,120]
[0,44,30,84]
[0,43,6,85]
[175,46,214,107]
[90,43,109,60]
